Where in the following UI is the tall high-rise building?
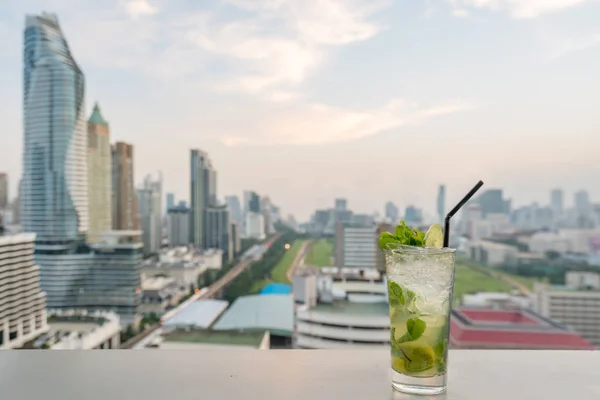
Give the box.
[204,205,232,261]
[167,206,190,246]
[248,191,261,213]
[112,141,138,230]
[166,193,175,213]
[226,195,243,225]
[574,190,591,214]
[476,189,509,217]
[385,201,399,223]
[404,206,422,225]
[0,173,8,210]
[437,185,446,224]
[335,198,347,212]
[190,149,216,247]
[550,189,564,216]
[137,174,162,256]
[87,103,112,241]
[21,13,88,241]
[0,233,49,349]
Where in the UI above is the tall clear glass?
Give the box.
[384,244,456,395]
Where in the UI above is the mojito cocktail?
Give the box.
[380,222,456,395]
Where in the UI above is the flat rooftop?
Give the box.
[213,294,293,337]
[451,308,595,349]
[1,350,598,399]
[163,300,229,329]
[162,329,265,347]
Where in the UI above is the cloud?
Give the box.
[185,0,390,96]
[448,0,592,18]
[217,99,474,146]
[120,0,158,18]
[545,32,600,59]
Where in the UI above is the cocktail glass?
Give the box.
[384,243,456,395]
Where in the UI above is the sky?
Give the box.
[1,0,599,221]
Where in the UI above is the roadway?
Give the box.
[123,234,281,349]
[286,240,312,283]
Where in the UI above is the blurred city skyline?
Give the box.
[1,0,599,220]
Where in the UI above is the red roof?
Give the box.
[450,308,595,350]
[461,309,540,326]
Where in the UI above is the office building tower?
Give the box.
[335,222,377,269]
[248,191,261,213]
[385,201,399,224]
[112,142,138,230]
[87,103,112,241]
[190,149,216,247]
[84,231,143,325]
[226,195,243,225]
[404,206,422,225]
[21,13,88,241]
[335,198,347,212]
[0,173,8,210]
[246,212,266,240]
[167,205,190,246]
[137,174,162,256]
[204,205,232,261]
[550,189,564,216]
[261,196,275,235]
[574,190,591,214]
[437,185,446,224]
[476,189,509,217]
[166,193,175,213]
[230,223,241,256]
[0,233,49,349]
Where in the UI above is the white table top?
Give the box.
[0,349,598,399]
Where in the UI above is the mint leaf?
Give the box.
[379,220,428,250]
[387,281,404,307]
[397,317,427,344]
[378,231,399,251]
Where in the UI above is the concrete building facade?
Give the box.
[0,233,49,349]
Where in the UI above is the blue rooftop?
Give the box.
[260,283,291,295]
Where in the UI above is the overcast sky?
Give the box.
[1,0,599,220]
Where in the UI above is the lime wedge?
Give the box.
[424,224,443,248]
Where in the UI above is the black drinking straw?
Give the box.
[443,180,484,248]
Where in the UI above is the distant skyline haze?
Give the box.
[1,0,599,220]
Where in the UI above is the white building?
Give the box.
[0,233,49,349]
[463,240,519,267]
[202,249,224,270]
[141,276,187,315]
[245,212,265,240]
[142,247,207,290]
[335,223,377,269]
[528,229,600,256]
[531,274,600,347]
[294,275,390,349]
[34,310,120,350]
[167,206,190,246]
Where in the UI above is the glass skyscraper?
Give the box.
[22,13,88,242]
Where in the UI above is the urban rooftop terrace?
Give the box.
[0,350,597,399]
